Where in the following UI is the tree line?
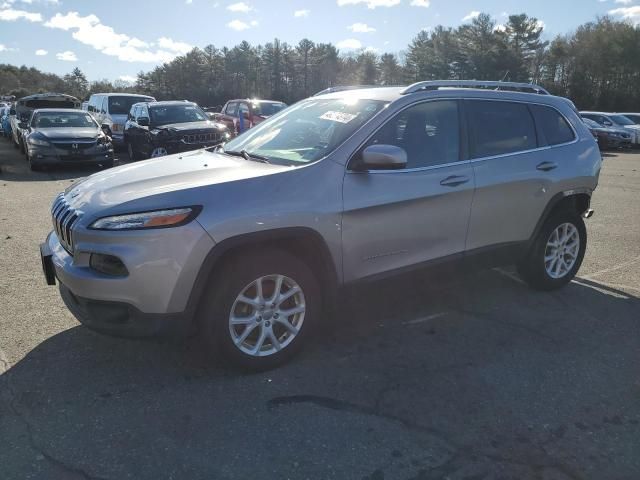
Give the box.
[1,14,639,111]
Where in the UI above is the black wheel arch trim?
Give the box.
[527,189,592,250]
[181,226,340,328]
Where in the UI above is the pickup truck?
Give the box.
[210,99,286,136]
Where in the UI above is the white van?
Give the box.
[88,93,155,147]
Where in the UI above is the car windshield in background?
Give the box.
[109,96,153,115]
[33,112,96,128]
[611,115,635,126]
[252,102,286,117]
[223,97,388,165]
[583,118,601,128]
[149,104,208,126]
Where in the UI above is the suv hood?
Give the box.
[152,121,224,133]
[64,149,290,217]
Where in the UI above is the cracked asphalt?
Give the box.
[1,139,639,480]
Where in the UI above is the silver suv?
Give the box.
[40,81,601,370]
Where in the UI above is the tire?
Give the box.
[199,249,321,371]
[518,211,587,291]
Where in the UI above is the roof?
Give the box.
[91,93,154,98]
[139,100,197,107]
[31,108,87,113]
[580,111,611,115]
[18,92,80,102]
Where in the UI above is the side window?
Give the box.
[139,105,148,119]
[88,96,96,112]
[530,105,575,146]
[130,105,139,120]
[101,97,108,114]
[468,100,537,158]
[363,100,460,169]
[226,102,237,116]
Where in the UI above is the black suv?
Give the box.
[123,101,230,160]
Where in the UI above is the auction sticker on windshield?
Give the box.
[320,111,358,123]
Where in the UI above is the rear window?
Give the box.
[252,102,286,117]
[108,96,154,115]
[530,105,575,146]
[468,100,537,158]
[25,99,77,109]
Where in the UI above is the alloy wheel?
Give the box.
[544,222,580,279]
[228,274,306,357]
[150,147,168,158]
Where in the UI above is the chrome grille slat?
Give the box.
[50,193,80,255]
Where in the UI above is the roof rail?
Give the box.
[401,80,550,95]
[312,85,381,97]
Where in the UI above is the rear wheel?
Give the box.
[518,211,586,291]
[199,249,321,371]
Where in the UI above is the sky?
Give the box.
[0,0,638,82]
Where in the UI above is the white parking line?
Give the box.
[581,255,640,280]
[493,267,526,285]
[403,312,447,325]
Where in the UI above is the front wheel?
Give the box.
[518,211,587,291]
[199,249,321,371]
[149,146,168,158]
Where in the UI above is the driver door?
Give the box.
[342,100,475,282]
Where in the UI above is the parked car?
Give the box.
[87,93,155,147]
[211,98,287,136]
[22,109,114,171]
[583,118,632,150]
[41,81,600,370]
[123,100,229,160]
[10,93,80,153]
[617,113,640,125]
[580,111,640,146]
[0,106,9,137]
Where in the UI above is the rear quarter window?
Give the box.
[530,105,575,146]
[467,100,537,158]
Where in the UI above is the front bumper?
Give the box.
[41,221,215,337]
[29,146,115,165]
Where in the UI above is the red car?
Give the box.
[211,99,287,136]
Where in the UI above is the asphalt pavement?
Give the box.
[1,139,639,480]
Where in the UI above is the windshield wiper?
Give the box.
[224,149,270,164]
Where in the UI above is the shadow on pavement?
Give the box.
[1,270,639,479]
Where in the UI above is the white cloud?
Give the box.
[185,0,193,4]
[227,2,252,12]
[494,24,506,32]
[536,20,545,30]
[119,75,137,83]
[336,38,362,49]
[364,46,379,53]
[609,6,640,24]
[35,48,47,55]
[410,0,430,7]
[337,0,400,9]
[0,7,43,22]
[227,19,251,30]
[294,9,309,17]
[157,37,192,54]
[462,11,480,22]
[614,0,633,4]
[56,50,77,61]
[44,11,193,63]
[348,22,376,32]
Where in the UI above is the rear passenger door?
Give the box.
[342,100,475,281]
[465,100,576,251]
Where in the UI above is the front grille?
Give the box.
[182,132,222,144]
[51,193,80,254]
[52,141,96,152]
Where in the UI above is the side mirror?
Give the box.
[137,117,150,127]
[358,144,407,171]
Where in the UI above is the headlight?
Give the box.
[29,137,51,147]
[89,207,201,230]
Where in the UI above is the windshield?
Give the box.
[583,118,600,128]
[149,104,208,126]
[33,111,97,128]
[610,115,635,126]
[252,102,287,117]
[109,96,154,115]
[223,97,388,165]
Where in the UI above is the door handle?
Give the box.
[536,161,558,172]
[440,175,470,187]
